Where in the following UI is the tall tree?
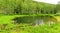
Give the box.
[56,1,60,14]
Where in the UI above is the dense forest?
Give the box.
[0,0,60,15]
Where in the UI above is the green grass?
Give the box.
[19,23,60,33]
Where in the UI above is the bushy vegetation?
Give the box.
[0,22,60,33]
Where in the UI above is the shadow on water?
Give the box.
[13,16,57,26]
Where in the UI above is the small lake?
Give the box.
[13,16,57,26]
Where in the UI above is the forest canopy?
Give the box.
[0,0,59,15]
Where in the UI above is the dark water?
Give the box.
[13,16,56,26]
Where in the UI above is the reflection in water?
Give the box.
[13,16,57,26]
[35,19,44,26]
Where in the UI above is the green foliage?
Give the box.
[56,1,60,14]
[0,0,57,15]
[1,22,60,33]
[20,23,60,33]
